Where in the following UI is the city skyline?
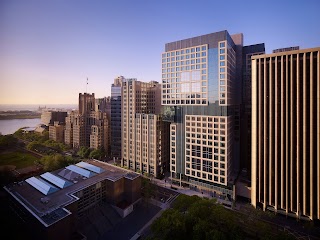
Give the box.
[1,0,320,104]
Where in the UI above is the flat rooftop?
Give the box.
[4,160,139,227]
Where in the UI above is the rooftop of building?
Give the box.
[252,46,320,58]
[4,160,139,227]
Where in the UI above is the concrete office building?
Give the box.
[251,47,320,220]
[49,121,65,143]
[90,111,109,151]
[121,78,162,174]
[72,114,86,149]
[111,76,124,159]
[64,111,76,147]
[134,113,170,178]
[162,30,249,197]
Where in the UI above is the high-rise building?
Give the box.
[240,44,265,176]
[251,47,320,220]
[79,93,95,115]
[121,78,162,174]
[90,111,109,151]
[68,93,110,153]
[72,114,86,149]
[162,30,246,197]
[111,76,124,159]
[134,113,170,178]
[64,111,76,147]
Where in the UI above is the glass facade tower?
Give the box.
[162,30,243,197]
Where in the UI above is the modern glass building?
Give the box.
[111,76,123,159]
[162,30,244,197]
[240,44,265,176]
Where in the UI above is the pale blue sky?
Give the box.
[1,0,320,104]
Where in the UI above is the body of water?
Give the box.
[0,104,77,111]
[0,118,42,135]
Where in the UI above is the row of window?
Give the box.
[162,64,207,73]
[186,169,225,183]
[162,58,206,68]
[162,45,207,58]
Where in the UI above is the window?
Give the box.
[220,42,225,48]
[220,55,225,60]
[220,49,225,54]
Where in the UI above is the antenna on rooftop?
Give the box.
[86,77,88,93]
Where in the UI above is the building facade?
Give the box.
[240,44,265,177]
[121,79,162,174]
[134,113,170,178]
[90,111,109,152]
[251,47,320,220]
[49,121,65,143]
[162,30,244,197]
[64,112,76,147]
[41,111,67,126]
[111,76,124,159]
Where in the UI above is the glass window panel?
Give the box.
[181,71,190,82]
[191,70,201,80]
[181,83,189,92]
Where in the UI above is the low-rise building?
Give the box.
[49,121,65,143]
[4,160,141,240]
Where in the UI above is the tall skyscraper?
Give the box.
[79,93,95,115]
[68,93,110,152]
[240,44,265,176]
[111,76,124,159]
[162,30,244,197]
[121,78,162,174]
[251,47,320,220]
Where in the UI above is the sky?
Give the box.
[1,0,320,105]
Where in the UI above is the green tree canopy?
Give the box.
[0,135,18,148]
[89,148,104,159]
[39,154,78,171]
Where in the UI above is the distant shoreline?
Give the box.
[0,115,41,120]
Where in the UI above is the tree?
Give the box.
[141,178,156,201]
[89,148,104,159]
[39,154,79,171]
[151,209,187,240]
[0,135,18,149]
[77,146,91,158]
